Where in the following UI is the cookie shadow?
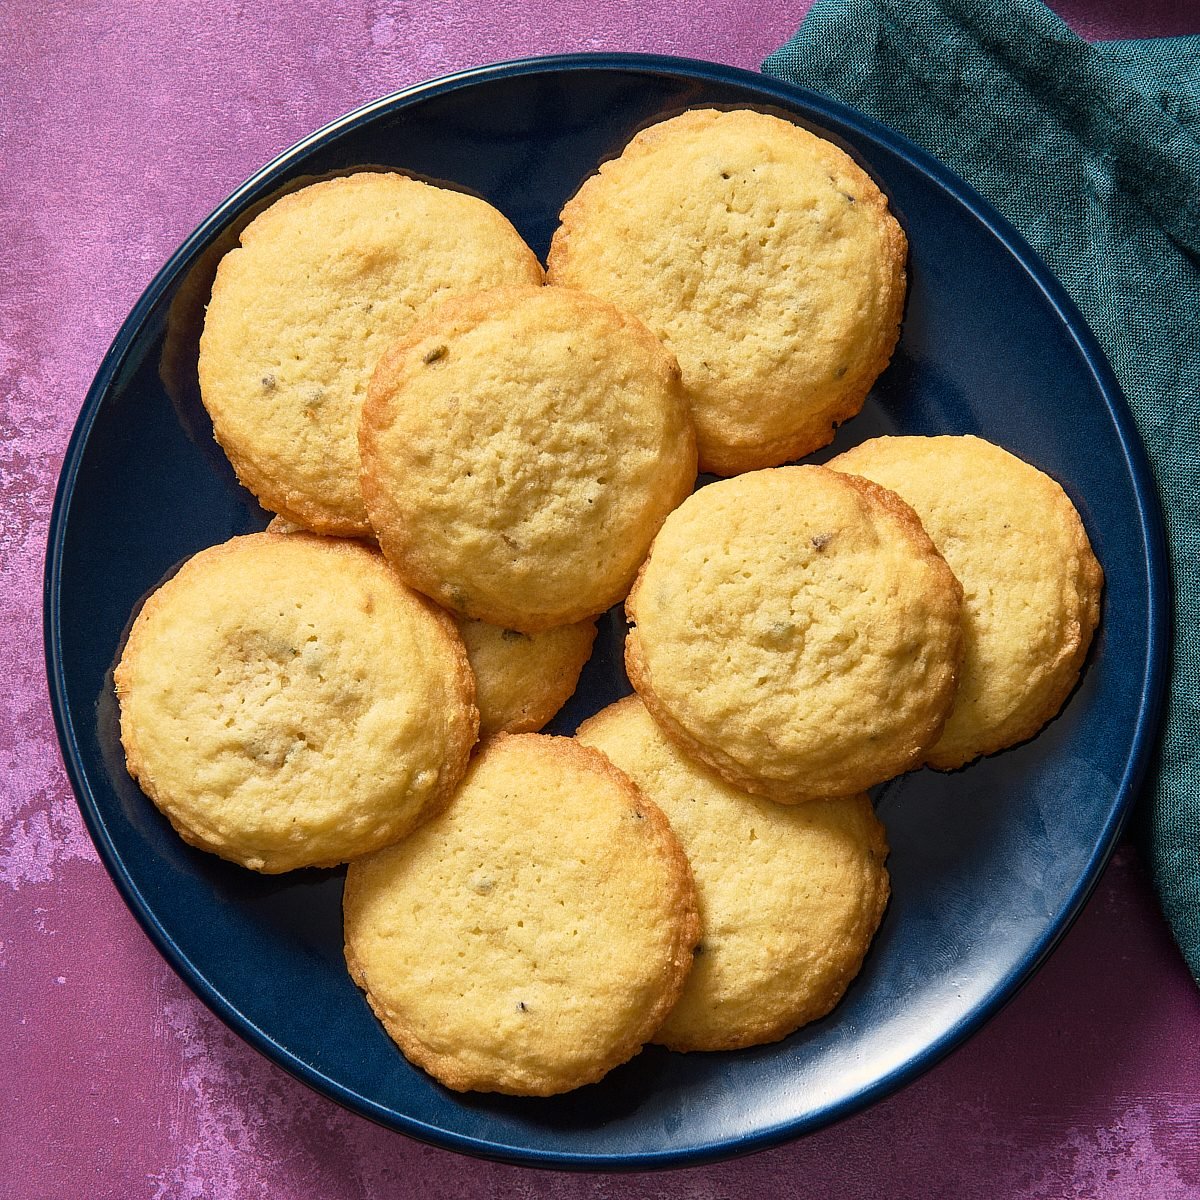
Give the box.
[453,1042,676,1130]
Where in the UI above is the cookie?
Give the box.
[114,532,478,873]
[262,517,595,736]
[360,285,697,631]
[547,108,907,475]
[578,696,889,1051]
[625,466,962,800]
[828,435,1103,769]
[198,172,544,535]
[458,618,597,737]
[263,514,309,536]
[342,734,699,1095]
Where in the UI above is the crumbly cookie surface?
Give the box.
[115,532,478,872]
[547,108,907,475]
[457,617,597,737]
[343,734,699,1095]
[361,285,697,631]
[198,172,543,534]
[828,435,1103,769]
[578,696,889,1051]
[625,466,962,800]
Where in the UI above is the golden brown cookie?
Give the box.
[625,466,962,800]
[547,108,907,474]
[199,172,544,535]
[114,532,478,872]
[457,618,597,737]
[578,696,889,1051]
[360,285,697,631]
[343,734,699,1095]
[828,435,1103,769]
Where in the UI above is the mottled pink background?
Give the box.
[4,2,1199,1197]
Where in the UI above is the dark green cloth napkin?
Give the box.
[764,0,1200,984]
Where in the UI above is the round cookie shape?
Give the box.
[198,172,544,535]
[625,466,963,800]
[456,617,597,737]
[578,696,889,1051]
[342,734,699,1095]
[360,285,697,631]
[115,532,478,873]
[828,435,1103,769]
[547,108,907,475]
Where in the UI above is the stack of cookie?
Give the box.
[115,108,1102,1097]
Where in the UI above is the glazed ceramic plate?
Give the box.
[45,55,1167,1169]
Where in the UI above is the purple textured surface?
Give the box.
[4,1,1199,1196]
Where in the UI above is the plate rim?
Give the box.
[43,51,1171,1171]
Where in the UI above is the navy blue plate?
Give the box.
[45,55,1167,1169]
